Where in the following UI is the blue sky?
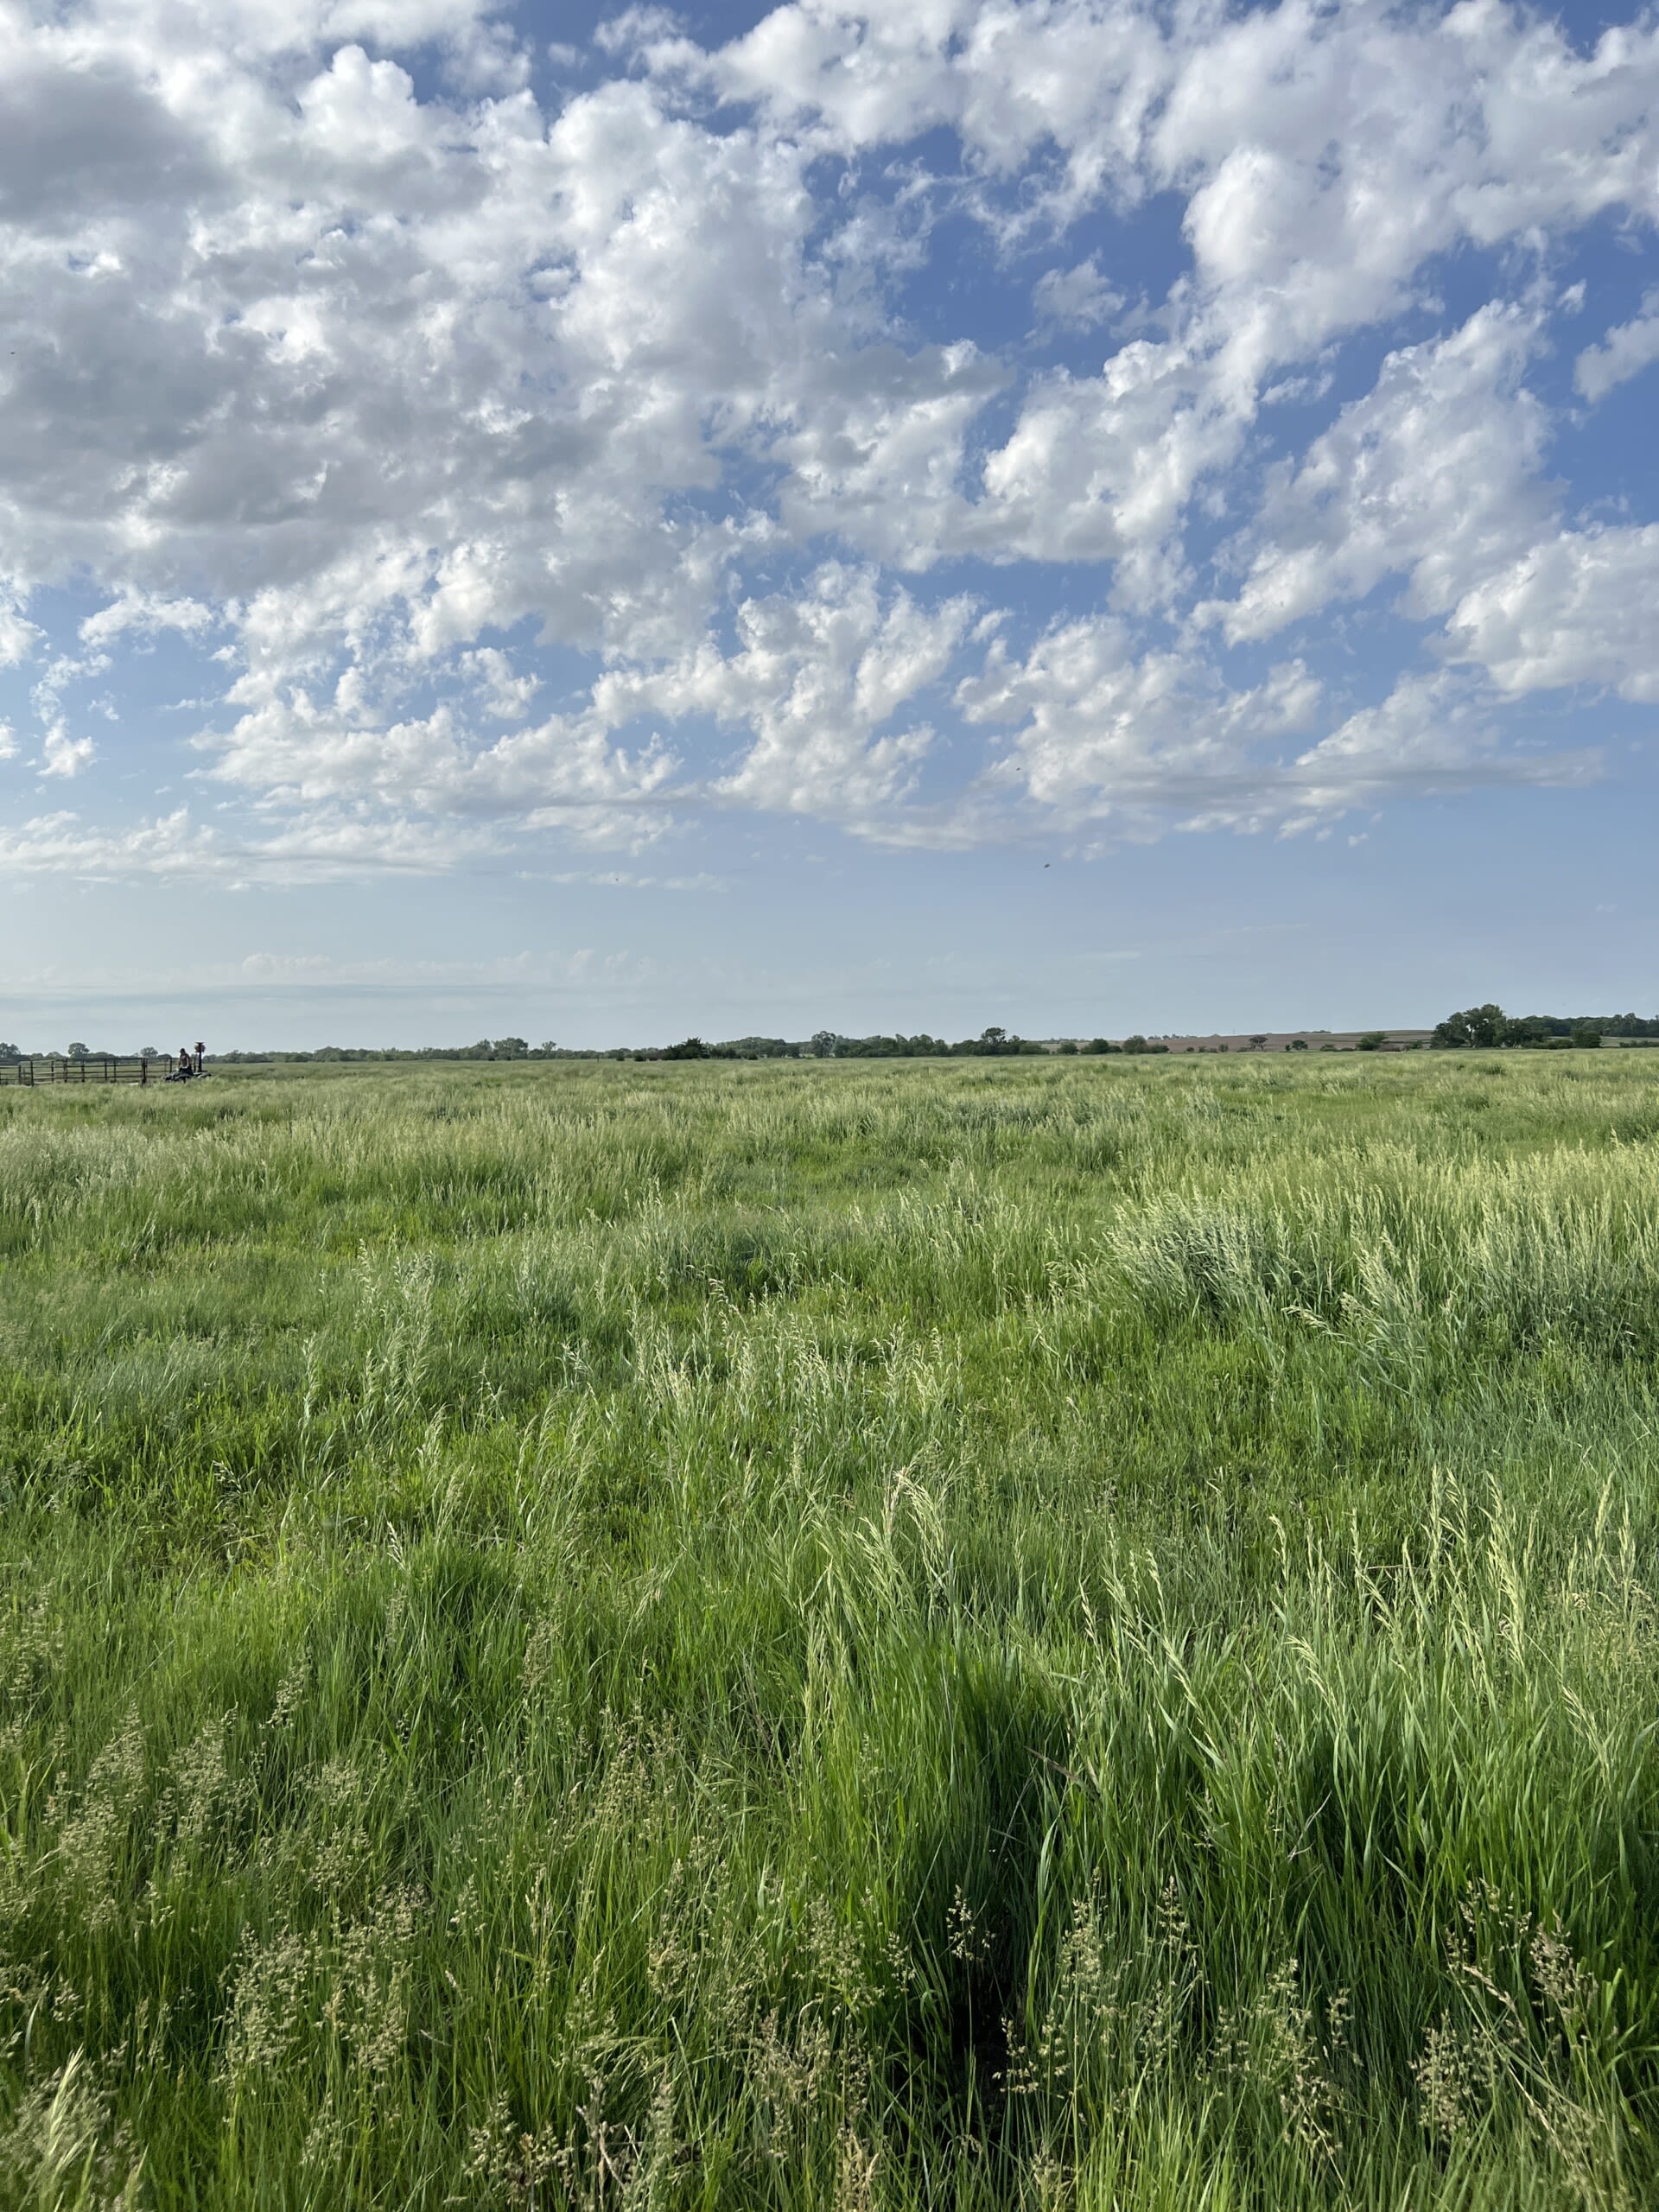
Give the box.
[2,0,1656,1049]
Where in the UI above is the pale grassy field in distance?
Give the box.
[3,1052,1659,2209]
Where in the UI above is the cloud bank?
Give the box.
[2,0,1656,875]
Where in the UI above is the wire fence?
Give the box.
[9,1055,201,1087]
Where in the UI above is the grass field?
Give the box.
[3,1052,1659,2209]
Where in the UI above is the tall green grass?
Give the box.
[2,1052,1657,2207]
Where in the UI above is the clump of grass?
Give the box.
[2,1052,1658,2205]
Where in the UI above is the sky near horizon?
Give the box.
[2,0,1657,1050]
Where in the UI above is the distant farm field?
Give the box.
[4,1053,1659,2209]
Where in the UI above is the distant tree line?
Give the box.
[6,1014,1649,1067]
[632,1027,1174,1061]
[0,1027,1187,1065]
[1432,1006,1659,1050]
[200,1039,553,1064]
[0,1040,169,1063]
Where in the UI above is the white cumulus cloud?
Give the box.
[1446,525,1659,702]
[1575,293,1659,401]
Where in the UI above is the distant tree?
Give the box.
[1083,1038,1118,1055]
[1503,1015,1554,1047]
[0,1041,20,1062]
[537,1041,558,1057]
[1356,1032,1387,1052]
[1248,1033,1268,1051]
[1122,1035,1150,1054]
[1433,1004,1507,1048]
[810,1030,837,1058]
[662,1036,709,1059]
[1056,1039,1078,1054]
[950,1026,1025,1056]
[139,1045,161,1061]
[1571,1022,1603,1049]
[492,1037,530,1059]
[1287,1038,1308,1051]
[67,1041,90,1059]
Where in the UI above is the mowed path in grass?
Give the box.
[2,1053,1658,2209]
